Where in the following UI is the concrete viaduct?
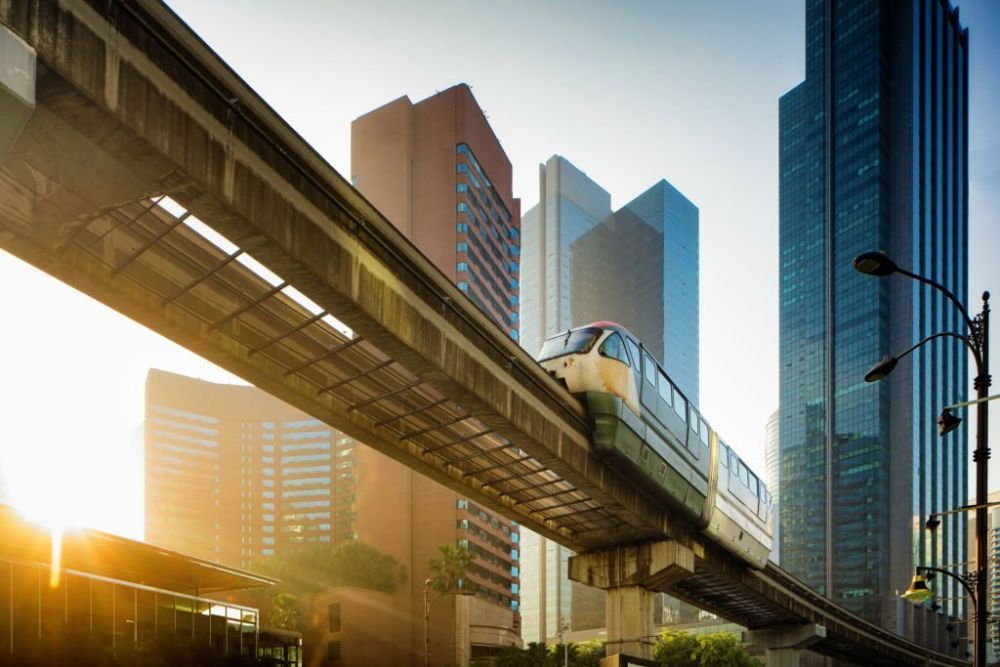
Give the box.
[0,1,965,664]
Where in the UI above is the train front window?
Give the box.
[538,328,601,361]
[598,333,630,364]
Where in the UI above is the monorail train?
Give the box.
[538,322,773,568]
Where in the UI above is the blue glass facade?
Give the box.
[779,0,968,629]
[570,181,700,404]
[616,181,700,405]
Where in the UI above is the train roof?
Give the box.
[552,321,640,344]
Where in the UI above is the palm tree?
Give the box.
[424,543,478,667]
[427,543,477,594]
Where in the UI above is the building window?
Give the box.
[328,602,341,632]
[456,242,469,253]
[327,640,342,662]
[456,262,469,273]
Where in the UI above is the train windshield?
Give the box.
[538,327,602,361]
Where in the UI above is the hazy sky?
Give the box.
[0,1,997,539]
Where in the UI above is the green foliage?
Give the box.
[654,629,700,667]
[427,543,477,594]
[474,640,605,667]
[268,592,300,631]
[652,629,760,667]
[252,540,406,595]
[570,638,605,667]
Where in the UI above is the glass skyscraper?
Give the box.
[779,0,968,631]
[572,180,700,404]
[519,156,699,642]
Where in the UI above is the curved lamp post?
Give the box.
[424,578,475,667]
[854,250,991,667]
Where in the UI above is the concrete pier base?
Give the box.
[569,540,695,659]
[743,623,826,667]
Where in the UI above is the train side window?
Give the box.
[699,420,709,445]
[748,474,759,497]
[598,333,629,364]
[643,354,657,385]
[672,388,686,419]
[688,406,699,431]
[739,462,750,487]
[657,372,672,405]
[719,443,729,468]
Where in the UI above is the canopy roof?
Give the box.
[0,505,275,595]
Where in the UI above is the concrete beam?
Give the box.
[743,624,826,667]
[568,540,695,590]
[0,0,673,551]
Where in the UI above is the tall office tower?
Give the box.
[352,83,521,341]
[519,156,612,358]
[145,369,357,568]
[518,157,699,642]
[779,0,968,630]
[571,180,700,404]
[764,409,780,565]
[518,156,611,644]
[351,85,522,664]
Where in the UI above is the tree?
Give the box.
[693,633,760,667]
[571,639,605,667]
[653,629,700,667]
[252,540,406,594]
[268,593,300,631]
[427,543,477,594]
[653,629,760,667]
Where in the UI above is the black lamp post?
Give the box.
[854,250,991,667]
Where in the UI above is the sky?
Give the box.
[0,1,997,540]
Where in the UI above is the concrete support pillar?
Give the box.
[453,594,471,667]
[569,540,695,660]
[743,623,826,667]
[0,22,36,162]
[605,584,656,657]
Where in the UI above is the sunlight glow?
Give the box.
[49,527,63,588]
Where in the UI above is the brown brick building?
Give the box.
[145,369,357,568]
[350,84,522,664]
[352,83,521,341]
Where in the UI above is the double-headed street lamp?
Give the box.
[854,250,991,667]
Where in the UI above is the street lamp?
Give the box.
[423,578,475,667]
[557,617,570,667]
[855,250,991,667]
